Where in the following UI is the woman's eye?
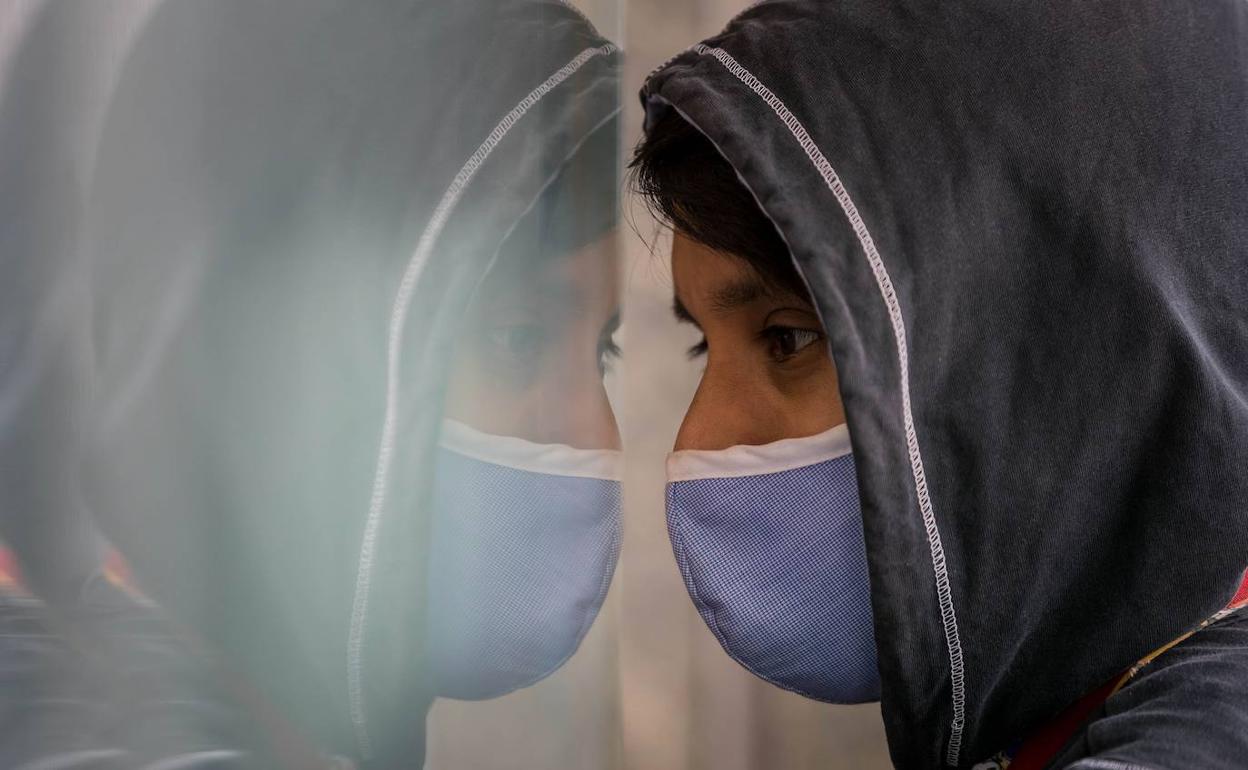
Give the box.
[487,324,546,359]
[763,326,822,362]
[686,337,708,360]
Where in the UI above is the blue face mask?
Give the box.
[426,420,622,700]
[665,424,880,703]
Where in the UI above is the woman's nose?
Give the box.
[674,364,780,452]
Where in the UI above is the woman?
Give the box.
[632,1,1248,767]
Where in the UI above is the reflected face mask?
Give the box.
[665,424,880,703]
[426,420,622,700]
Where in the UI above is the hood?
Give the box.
[641,1,1248,766]
[66,0,618,762]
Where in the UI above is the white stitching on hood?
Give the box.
[689,43,969,766]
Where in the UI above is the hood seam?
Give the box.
[685,43,969,766]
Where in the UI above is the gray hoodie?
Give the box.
[640,1,1248,767]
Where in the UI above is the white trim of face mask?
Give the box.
[666,423,852,482]
[439,419,623,481]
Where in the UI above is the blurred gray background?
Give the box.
[426,1,892,768]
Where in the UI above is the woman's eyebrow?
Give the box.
[709,276,772,313]
[672,276,786,325]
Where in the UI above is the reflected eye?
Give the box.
[598,312,622,374]
[763,326,822,362]
[598,333,622,373]
[487,324,546,360]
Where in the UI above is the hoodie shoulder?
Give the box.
[0,586,264,767]
[1051,609,1248,770]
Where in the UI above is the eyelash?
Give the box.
[687,325,823,362]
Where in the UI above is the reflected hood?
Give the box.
[642,1,1248,766]
[74,0,618,763]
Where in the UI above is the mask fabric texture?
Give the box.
[426,420,622,700]
[665,424,880,703]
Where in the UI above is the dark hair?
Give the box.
[629,108,809,299]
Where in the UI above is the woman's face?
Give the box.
[671,232,845,451]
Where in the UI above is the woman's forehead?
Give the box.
[671,232,805,314]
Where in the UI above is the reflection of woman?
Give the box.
[633,2,1248,768]
[427,122,623,704]
[0,1,620,767]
